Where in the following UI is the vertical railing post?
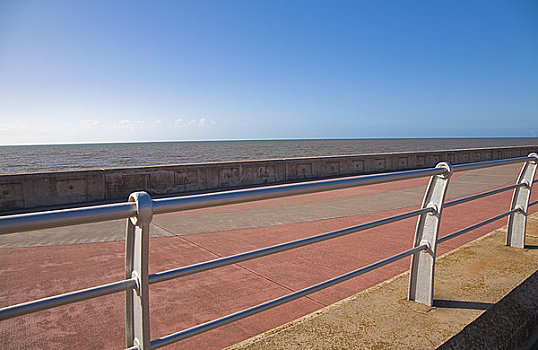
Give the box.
[125,192,153,349]
[507,153,538,248]
[408,162,452,306]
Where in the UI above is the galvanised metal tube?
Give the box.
[149,244,428,349]
[0,157,532,236]
[148,207,432,285]
[444,184,523,208]
[452,156,534,173]
[0,202,137,235]
[0,278,137,321]
[152,167,446,215]
[437,209,517,244]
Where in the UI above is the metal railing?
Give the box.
[0,154,537,349]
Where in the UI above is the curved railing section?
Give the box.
[0,153,537,349]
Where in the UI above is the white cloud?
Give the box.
[111,119,147,130]
[174,117,214,128]
[0,117,218,144]
[80,119,102,127]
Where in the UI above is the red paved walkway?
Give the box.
[0,165,536,349]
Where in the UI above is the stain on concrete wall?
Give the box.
[219,167,240,187]
[352,160,365,172]
[326,161,340,175]
[0,182,24,210]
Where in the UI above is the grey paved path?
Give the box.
[0,164,521,248]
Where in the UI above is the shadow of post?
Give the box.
[433,299,493,310]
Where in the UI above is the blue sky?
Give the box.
[1,0,537,145]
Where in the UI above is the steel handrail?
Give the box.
[444,184,523,208]
[0,202,137,235]
[0,167,445,236]
[1,156,535,236]
[150,167,446,214]
[149,207,433,284]
[438,209,519,244]
[0,278,137,320]
[451,156,534,172]
[0,154,536,350]
[150,243,429,349]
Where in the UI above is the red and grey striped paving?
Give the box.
[1,163,536,349]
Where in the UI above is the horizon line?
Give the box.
[1,136,537,147]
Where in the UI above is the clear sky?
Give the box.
[1,0,537,145]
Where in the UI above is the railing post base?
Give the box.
[125,192,153,350]
[507,153,538,248]
[408,162,452,306]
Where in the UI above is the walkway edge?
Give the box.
[227,214,538,349]
[439,269,538,350]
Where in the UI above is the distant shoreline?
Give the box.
[1,136,537,148]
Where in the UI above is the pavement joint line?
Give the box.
[151,222,180,237]
[227,261,327,308]
[164,225,327,307]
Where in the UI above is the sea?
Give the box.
[0,138,537,174]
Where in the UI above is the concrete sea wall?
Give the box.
[1,145,537,212]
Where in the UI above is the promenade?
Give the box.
[1,163,537,349]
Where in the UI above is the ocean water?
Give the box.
[0,138,537,174]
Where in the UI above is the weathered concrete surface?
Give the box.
[1,145,537,212]
[0,169,106,211]
[438,272,538,349]
[227,215,538,350]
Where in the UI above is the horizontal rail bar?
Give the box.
[0,167,444,235]
[150,244,428,349]
[152,167,446,215]
[0,278,137,321]
[2,156,533,235]
[438,209,518,244]
[452,156,534,172]
[0,202,137,235]
[444,184,522,208]
[149,207,432,285]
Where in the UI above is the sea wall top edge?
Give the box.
[1,144,537,177]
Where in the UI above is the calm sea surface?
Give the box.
[1,138,537,174]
